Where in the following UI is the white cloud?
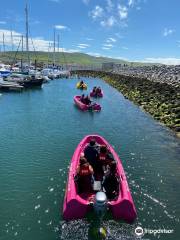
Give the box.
[106,0,114,12]
[128,0,135,7]
[77,43,90,49]
[90,6,104,19]
[107,37,116,43]
[102,47,111,50]
[163,28,175,37]
[86,38,94,41]
[142,57,180,65]
[0,28,66,52]
[103,43,113,48]
[101,16,116,27]
[118,5,128,19]
[49,0,59,3]
[82,0,90,5]
[0,21,6,24]
[122,46,129,50]
[54,25,68,30]
[87,52,101,57]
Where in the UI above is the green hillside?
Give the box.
[0,51,155,67]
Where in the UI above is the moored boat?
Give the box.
[63,135,137,222]
[74,96,101,111]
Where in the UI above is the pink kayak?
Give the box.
[90,91,103,98]
[74,96,101,111]
[63,135,137,222]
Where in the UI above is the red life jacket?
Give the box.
[99,153,106,162]
[79,164,91,176]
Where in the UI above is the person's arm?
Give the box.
[76,166,80,175]
[89,165,94,174]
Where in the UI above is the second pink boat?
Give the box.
[74,95,101,111]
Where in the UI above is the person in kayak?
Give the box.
[80,94,85,103]
[76,155,94,193]
[84,95,92,105]
[102,162,119,200]
[96,145,115,177]
[92,86,97,93]
[96,87,102,94]
[98,145,114,166]
[84,138,99,172]
[79,80,84,87]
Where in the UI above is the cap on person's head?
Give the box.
[90,138,96,146]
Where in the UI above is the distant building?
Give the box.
[102,62,115,71]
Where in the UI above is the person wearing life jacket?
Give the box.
[96,86,101,95]
[98,145,115,175]
[76,156,94,176]
[93,86,97,93]
[76,154,94,193]
[84,95,92,105]
[102,161,119,200]
[80,94,85,103]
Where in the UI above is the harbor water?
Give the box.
[0,77,179,240]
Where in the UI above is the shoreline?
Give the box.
[72,70,180,138]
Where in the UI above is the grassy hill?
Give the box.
[0,51,155,67]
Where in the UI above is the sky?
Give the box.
[0,0,180,64]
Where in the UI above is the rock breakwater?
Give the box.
[73,70,180,137]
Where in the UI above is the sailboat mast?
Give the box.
[25,4,30,68]
[21,35,24,71]
[3,33,5,52]
[53,28,56,66]
[11,30,14,51]
[57,34,60,68]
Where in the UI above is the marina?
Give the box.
[0,0,180,239]
[0,78,180,239]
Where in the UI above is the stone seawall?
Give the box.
[73,70,180,137]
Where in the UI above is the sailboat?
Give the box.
[7,4,44,88]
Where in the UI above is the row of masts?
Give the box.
[0,4,62,67]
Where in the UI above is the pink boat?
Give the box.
[74,96,101,111]
[63,135,137,222]
[90,91,103,98]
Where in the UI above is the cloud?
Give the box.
[106,37,116,43]
[87,52,101,57]
[54,25,68,30]
[163,28,175,37]
[0,28,67,52]
[82,0,90,5]
[86,38,94,41]
[118,5,128,19]
[106,0,114,12]
[128,0,135,7]
[102,47,111,50]
[0,21,6,24]
[122,46,129,50]
[90,6,104,19]
[101,16,116,27]
[103,43,113,48]
[142,57,180,65]
[49,0,59,3]
[77,43,90,49]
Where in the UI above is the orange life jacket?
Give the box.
[79,164,91,176]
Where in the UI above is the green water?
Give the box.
[0,77,179,240]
